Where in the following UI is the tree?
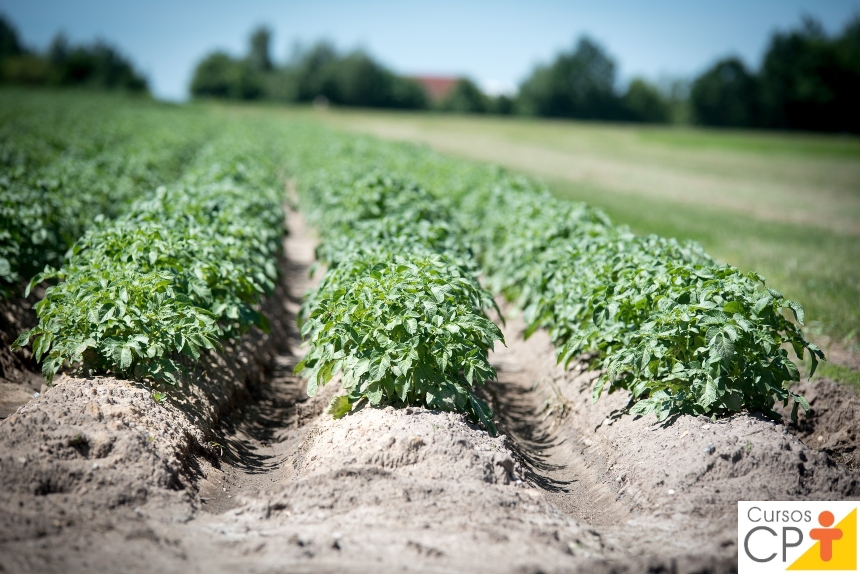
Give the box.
[489,94,514,115]
[283,41,425,109]
[517,36,623,120]
[248,26,273,72]
[1,18,147,92]
[439,78,488,114]
[758,17,855,132]
[292,41,339,101]
[833,16,860,132]
[386,75,428,109]
[0,14,23,59]
[690,58,758,127]
[47,33,69,65]
[189,52,260,99]
[622,78,670,123]
[55,41,147,91]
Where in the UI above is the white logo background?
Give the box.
[738,501,858,574]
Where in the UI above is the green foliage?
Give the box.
[282,127,822,422]
[690,58,759,127]
[190,32,428,109]
[46,35,148,92]
[0,91,210,296]
[0,15,23,60]
[7,93,828,430]
[327,395,351,419]
[0,17,148,92]
[622,78,671,123]
[517,36,624,120]
[439,78,489,114]
[304,49,428,109]
[690,16,860,132]
[451,173,821,421]
[295,170,502,433]
[757,16,858,132]
[248,26,273,73]
[189,51,262,100]
[13,131,284,385]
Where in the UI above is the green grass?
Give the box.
[811,361,860,390]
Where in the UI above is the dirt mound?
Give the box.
[485,308,858,571]
[0,288,43,418]
[1,208,858,574]
[0,243,293,574]
[785,378,859,473]
[188,406,613,574]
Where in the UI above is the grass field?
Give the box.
[291,109,860,367]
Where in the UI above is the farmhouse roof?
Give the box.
[411,76,458,102]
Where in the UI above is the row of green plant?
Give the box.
[456,178,822,421]
[294,169,503,432]
[285,128,823,422]
[0,91,211,296]
[13,131,284,385]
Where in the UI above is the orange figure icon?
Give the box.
[809,511,844,561]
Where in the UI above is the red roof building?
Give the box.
[411,76,458,102]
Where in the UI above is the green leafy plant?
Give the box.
[13,131,284,385]
[295,171,503,432]
[280,127,823,423]
[0,92,212,296]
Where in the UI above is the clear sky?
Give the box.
[1,0,858,100]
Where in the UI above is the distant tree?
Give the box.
[660,78,692,124]
[189,51,260,99]
[489,94,514,115]
[439,78,488,113]
[1,24,147,92]
[387,75,429,109]
[833,16,860,132]
[621,78,670,123]
[284,41,425,109]
[189,33,427,109]
[292,41,339,101]
[261,68,299,102]
[690,57,758,127]
[53,41,147,91]
[758,16,856,132]
[248,26,273,72]
[330,51,391,105]
[1,17,49,85]
[47,33,69,65]
[517,36,623,120]
[0,14,23,59]
[2,54,51,85]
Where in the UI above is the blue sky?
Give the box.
[1,0,858,100]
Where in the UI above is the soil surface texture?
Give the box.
[0,287,43,418]
[0,207,858,574]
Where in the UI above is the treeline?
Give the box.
[2,11,858,133]
[191,29,427,109]
[188,28,652,118]
[691,17,860,132]
[192,16,860,133]
[0,15,147,92]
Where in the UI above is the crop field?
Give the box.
[310,109,860,362]
[1,89,858,573]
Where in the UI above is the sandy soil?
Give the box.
[0,207,858,574]
[0,288,43,418]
